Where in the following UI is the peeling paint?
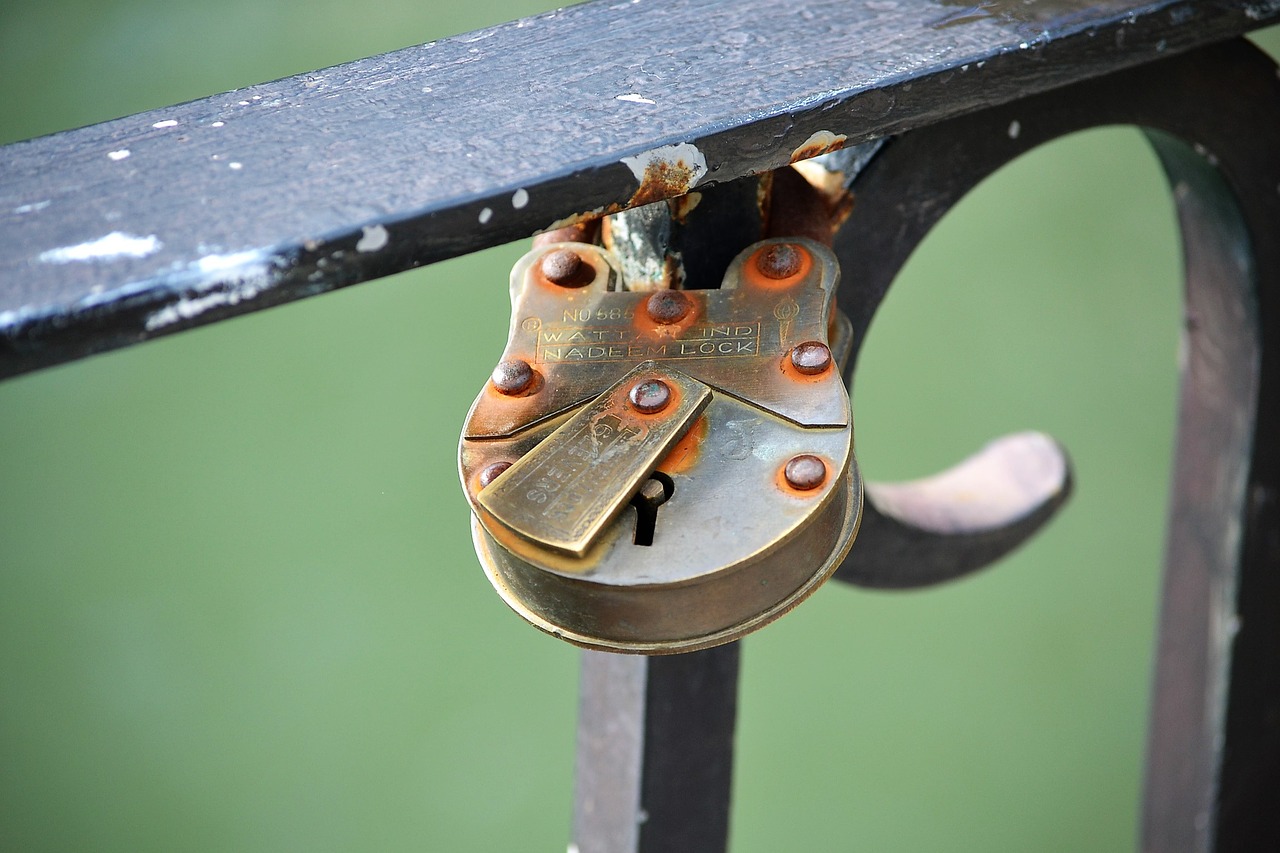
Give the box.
[39,232,161,263]
[356,224,389,252]
[790,130,847,163]
[620,142,708,207]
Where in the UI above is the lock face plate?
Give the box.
[459,238,861,653]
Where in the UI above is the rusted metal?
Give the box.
[533,219,601,249]
[755,242,805,280]
[644,290,693,325]
[539,248,588,287]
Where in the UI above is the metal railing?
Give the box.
[2,1,1278,850]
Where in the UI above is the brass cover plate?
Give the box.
[477,362,711,558]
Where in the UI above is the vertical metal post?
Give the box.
[571,644,740,853]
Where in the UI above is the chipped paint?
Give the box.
[144,250,279,331]
[615,93,656,104]
[620,142,708,207]
[479,207,494,224]
[107,149,131,161]
[790,130,847,163]
[152,119,178,129]
[210,121,225,127]
[512,188,529,209]
[39,232,161,263]
[356,224,389,252]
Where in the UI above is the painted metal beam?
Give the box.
[1,0,1276,377]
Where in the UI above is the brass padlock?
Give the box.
[458,237,861,653]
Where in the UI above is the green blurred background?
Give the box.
[2,3,1277,850]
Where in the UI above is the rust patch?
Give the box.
[629,158,702,207]
[657,414,708,475]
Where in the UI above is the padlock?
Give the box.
[458,237,862,653]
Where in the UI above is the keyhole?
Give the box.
[630,473,674,546]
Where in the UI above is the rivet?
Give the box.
[646,290,693,324]
[541,248,589,287]
[477,461,512,488]
[491,359,535,395]
[757,243,804,280]
[628,379,671,414]
[790,341,832,375]
[784,455,826,491]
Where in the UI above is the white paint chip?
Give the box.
[39,232,161,263]
[356,224,389,252]
[1007,120,1021,139]
[107,149,131,161]
[152,119,178,128]
[511,188,529,209]
[479,207,493,224]
[615,93,656,105]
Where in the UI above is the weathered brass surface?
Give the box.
[477,362,711,558]
[459,238,861,653]
[464,239,848,440]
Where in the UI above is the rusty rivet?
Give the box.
[646,290,693,324]
[477,461,512,488]
[491,359,535,395]
[541,248,588,287]
[784,455,827,491]
[757,243,804,280]
[628,379,671,414]
[790,341,832,375]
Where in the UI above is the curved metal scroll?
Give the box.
[828,38,1279,852]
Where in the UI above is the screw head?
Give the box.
[491,359,535,395]
[477,461,512,488]
[757,243,804,280]
[541,249,589,287]
[628,379,671,414]
[784,455,827,491]
[646,290,693,324]
[790,341,832,375]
